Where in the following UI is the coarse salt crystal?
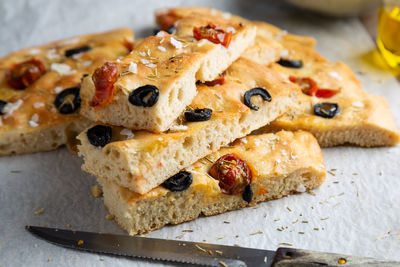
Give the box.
[280,49,289,58]
[170,37,182,49]
[54,86,63,94]
[352,101,364,108]
[116,58,122,63]
[46,49,60,60]
[33,102,44,109]
[29,113,39,127]
[222,12,231,19]
[328,71,342,80]
[139,51,147,57]
[275,159,281,165]
[158,46,166,52]
[254,139,261,147]
[72,53,82,60]
[145,63,157,68]
[3,99,23,118]
[281,149,287,156]
[50,63,75,76]
[158,137,163,141]
[275,30,287,41]
[168,125,188,132]
[226,27,236,34]
[296,184,306,193]
[140,58,150,64]
[29,48,41,55]
[241,138,248,144]
[82,61,92,67]
[156,31,167,38]
[128,62,137,74]
[120,128,134,139]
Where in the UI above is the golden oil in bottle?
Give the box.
[377,4,400,69]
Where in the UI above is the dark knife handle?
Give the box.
[271,247,400,267]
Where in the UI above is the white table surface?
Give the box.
[1,0,400,266]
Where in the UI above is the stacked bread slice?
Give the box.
[74,9,331,235]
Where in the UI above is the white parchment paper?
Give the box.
[1,0,400,266]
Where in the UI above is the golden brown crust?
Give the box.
[77,58,301,194]
[0,28,134,155]
[99,131,326,235]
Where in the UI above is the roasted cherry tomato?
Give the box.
[289,76,339,98]
[193,24,232,48]
[208,153,253,195]
[204,71,226,86]
[6,59,46,90]
[90,62,118,108]
[156,11,179,31]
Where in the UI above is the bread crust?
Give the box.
[0,28,134,155]
[98,131,326,235]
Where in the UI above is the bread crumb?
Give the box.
[91,185,103,198]
[34,208,44,215]
[106,214,115,220]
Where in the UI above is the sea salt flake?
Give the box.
[169,125,188,132]
[139,51,146,57]
[158,137,163,141]
[120,128,134,139]
[54,86,63,94]
[50,63,76,76]
[328,71,342,80]
[275,30,287,41]
[280,49,289,58]
[3,99,23,118]
[226,27,236,34]
[158,46,166,52]
[241,138,248,144]
[29,113,39,127]
[46,48,60,60]
[145,63,157,68]
[128,62,137,74]
[116,58,122,63]
[296,184,306,193]
[140,58,150,64]
[72,53,82,60]
[33,102,44,109]
[170,37,182,49]
[156,31,167,37]
[82,61,92,67]
[254,139,261,147]
[352,101,364,108]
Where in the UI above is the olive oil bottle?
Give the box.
[377,2,400,69]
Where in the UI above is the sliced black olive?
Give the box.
[128,85,159,107]
[154,26,176,35]
[184,108,212,122]
[277,58,303,68]
[65,46,92,57]
[242,184,253,203]
[314,102,339,118]
[162,171,193,191]
[0,100,7,115]
[153,28,162,35]
[244,87,272,111]
[87,125,112,147]
[54,87,81,114]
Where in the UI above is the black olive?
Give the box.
[153,28,162,35]
[277,58,303,68]
[54,87,81,114]
[184,108,212,122]
[81,73,89,82]
[154,26,176,35]
[162,171,193,191]
[314,102,339,119]
[65,46,92,57]
[244,87,272,111]
[242,184,253,203]
[87,125,112,147]
[0,100,7,115]
[128,85,159,107]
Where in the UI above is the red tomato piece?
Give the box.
[6,59,46,89]
[289,75,339,98]
[204,71,226,86]
[315,88,340,98]
[90,62,118,108]
[208,153,253,194]
[193,24,232,48]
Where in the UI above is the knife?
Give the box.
[26,225,399,266]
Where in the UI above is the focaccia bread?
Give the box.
[80,13,256,133]
[155,7,325,66]
[99,131,326,235]
[256,61,400,147]
[77,58,300,194]
[0,28,134,155]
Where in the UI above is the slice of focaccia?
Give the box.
[99,131,326,235]
[77,58,300,194]
[80,13,256,133]
[0,28,134,155]
[256,61,400,147]
[156,7,400,147]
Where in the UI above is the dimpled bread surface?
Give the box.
[0,28,134,155]
[99,131,326,235]
[77,58,301,194]
[79,13,256,133]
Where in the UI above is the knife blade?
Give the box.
[26,225,400,267]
